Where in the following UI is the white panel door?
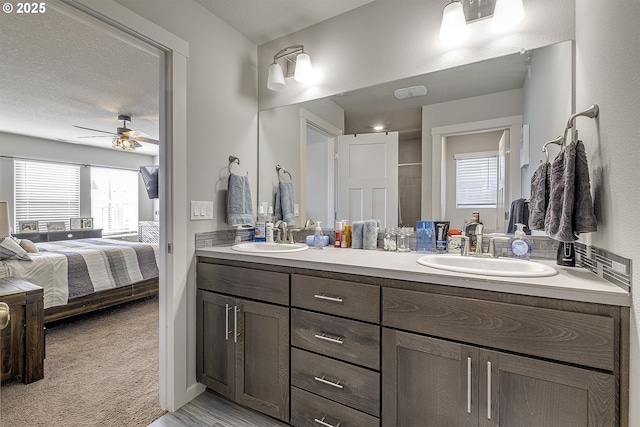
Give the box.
[337,132,398,228]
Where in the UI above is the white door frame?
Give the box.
[68,0,191,411]
[431,116,522,220]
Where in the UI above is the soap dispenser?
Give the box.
[313,221,324,250]
[511,223,532,260]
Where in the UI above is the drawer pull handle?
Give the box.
[314,416,341,427]
[314,375,344,389]
[225,304,232,341]
[487,361,492,420]
[314,333,344,345]
[467,356,472,414]
[313,294,343,303]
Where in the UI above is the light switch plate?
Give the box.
[191,201,214,220]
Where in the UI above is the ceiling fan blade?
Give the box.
[134,136,159,145]
[76,135,116,139]
[131,129,151,138]
[73,125,117,136]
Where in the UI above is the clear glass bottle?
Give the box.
[397,227,412,252]
[383,227,397,251]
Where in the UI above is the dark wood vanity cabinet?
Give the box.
[382,285,622,426]
[197,261,290,422]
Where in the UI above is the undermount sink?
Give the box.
[231,242,309,253]
[417,254,557,278]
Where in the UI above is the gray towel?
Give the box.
[352,221,364,249]
[545,140,597,242]
[529,162,550,230]
[363,219,378,250]
[275,181,295,224]
[507,198,530,234]
[226,173,254,226]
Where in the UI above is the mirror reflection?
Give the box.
[258,40,572,231]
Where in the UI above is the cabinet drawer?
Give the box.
[292,309,380,370]
[292,348,380,416]
[291,386,379,427]
[291,275,379,323]
[383,287,615,371]
[197,262,289,305]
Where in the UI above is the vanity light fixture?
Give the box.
[439,0,524,44]
[267,45,313,91]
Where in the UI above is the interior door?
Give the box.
[337,132,398,228]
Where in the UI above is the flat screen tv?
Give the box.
[140,165,159,199]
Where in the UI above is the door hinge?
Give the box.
[167,243,174,254]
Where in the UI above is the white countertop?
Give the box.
[196,245,630,307]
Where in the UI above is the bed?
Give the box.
[0,238,159,323]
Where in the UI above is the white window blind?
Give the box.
[14,160,81,232]
[90,167,138,234]
[455,152,498,208]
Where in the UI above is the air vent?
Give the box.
[393,85,428,100]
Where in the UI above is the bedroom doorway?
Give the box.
[0,0,188,413]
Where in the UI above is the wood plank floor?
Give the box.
[149,391,289,427]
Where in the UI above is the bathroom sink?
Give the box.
[417,254,557,278]
[231,242,309,253]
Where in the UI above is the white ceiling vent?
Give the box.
[393,85,428,100]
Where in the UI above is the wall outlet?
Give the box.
[190,201,214,220]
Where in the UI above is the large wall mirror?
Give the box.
[258,40,573,232]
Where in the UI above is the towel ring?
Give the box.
[276,165,292,182]
[228,155,240,174]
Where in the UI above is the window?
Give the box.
[91,167,139,234]
[14,160,80,232]
[455,152,498,208]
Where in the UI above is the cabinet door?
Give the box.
[236,299,290,422]
[196,290,235,399]
[480,351,616,427]
[382,328,478,427]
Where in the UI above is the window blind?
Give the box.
[455,153,498,208]
[90,167,139,234]
[14,160,81,232]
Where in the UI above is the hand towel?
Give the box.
[363,219,378,250]
[507,198,530,234]
[529,162,550,230]
[275,181,295,224]
[545,140,597,242]
[352,221,364,249]
[226,173,254,227]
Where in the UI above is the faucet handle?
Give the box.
[459,235,471,256]
[288,228,301,244]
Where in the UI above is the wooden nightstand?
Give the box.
[0,278,44,384]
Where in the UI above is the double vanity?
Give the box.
[196,245,629,426]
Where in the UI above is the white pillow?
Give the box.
[0,237,32,261]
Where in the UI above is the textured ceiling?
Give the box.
[194,0,375,45]
[0,0,161,155]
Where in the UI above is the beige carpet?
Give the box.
[1,296,166,426]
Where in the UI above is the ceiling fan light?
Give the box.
[293,53,313,83]
[440,0,467,45]
[267,62,285,90]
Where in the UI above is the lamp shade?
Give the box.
[440,0,467,44]
[293,53,313,83]
[267,62,285,90]
[492,0,524,31]
[0,202,11,238]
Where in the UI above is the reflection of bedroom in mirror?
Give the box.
[0,0,164,422]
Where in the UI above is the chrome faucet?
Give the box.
[274,220,288,243]
[304,219,315,229]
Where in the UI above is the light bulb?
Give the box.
[267,62,285,90]
[294,53,313,83]
[440,1,467,45]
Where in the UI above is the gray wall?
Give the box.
[0,131,156,230]
[575,2,640,423]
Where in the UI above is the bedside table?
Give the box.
[0,278,44,384]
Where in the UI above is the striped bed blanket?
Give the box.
[0,238,159,309]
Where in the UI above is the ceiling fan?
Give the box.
[74,114,159,151]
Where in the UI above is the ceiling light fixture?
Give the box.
[373,125,385,131]
[113,135,135,151]
[267,45,313,91]
[439,0,524,43]
[394,85,428,100]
